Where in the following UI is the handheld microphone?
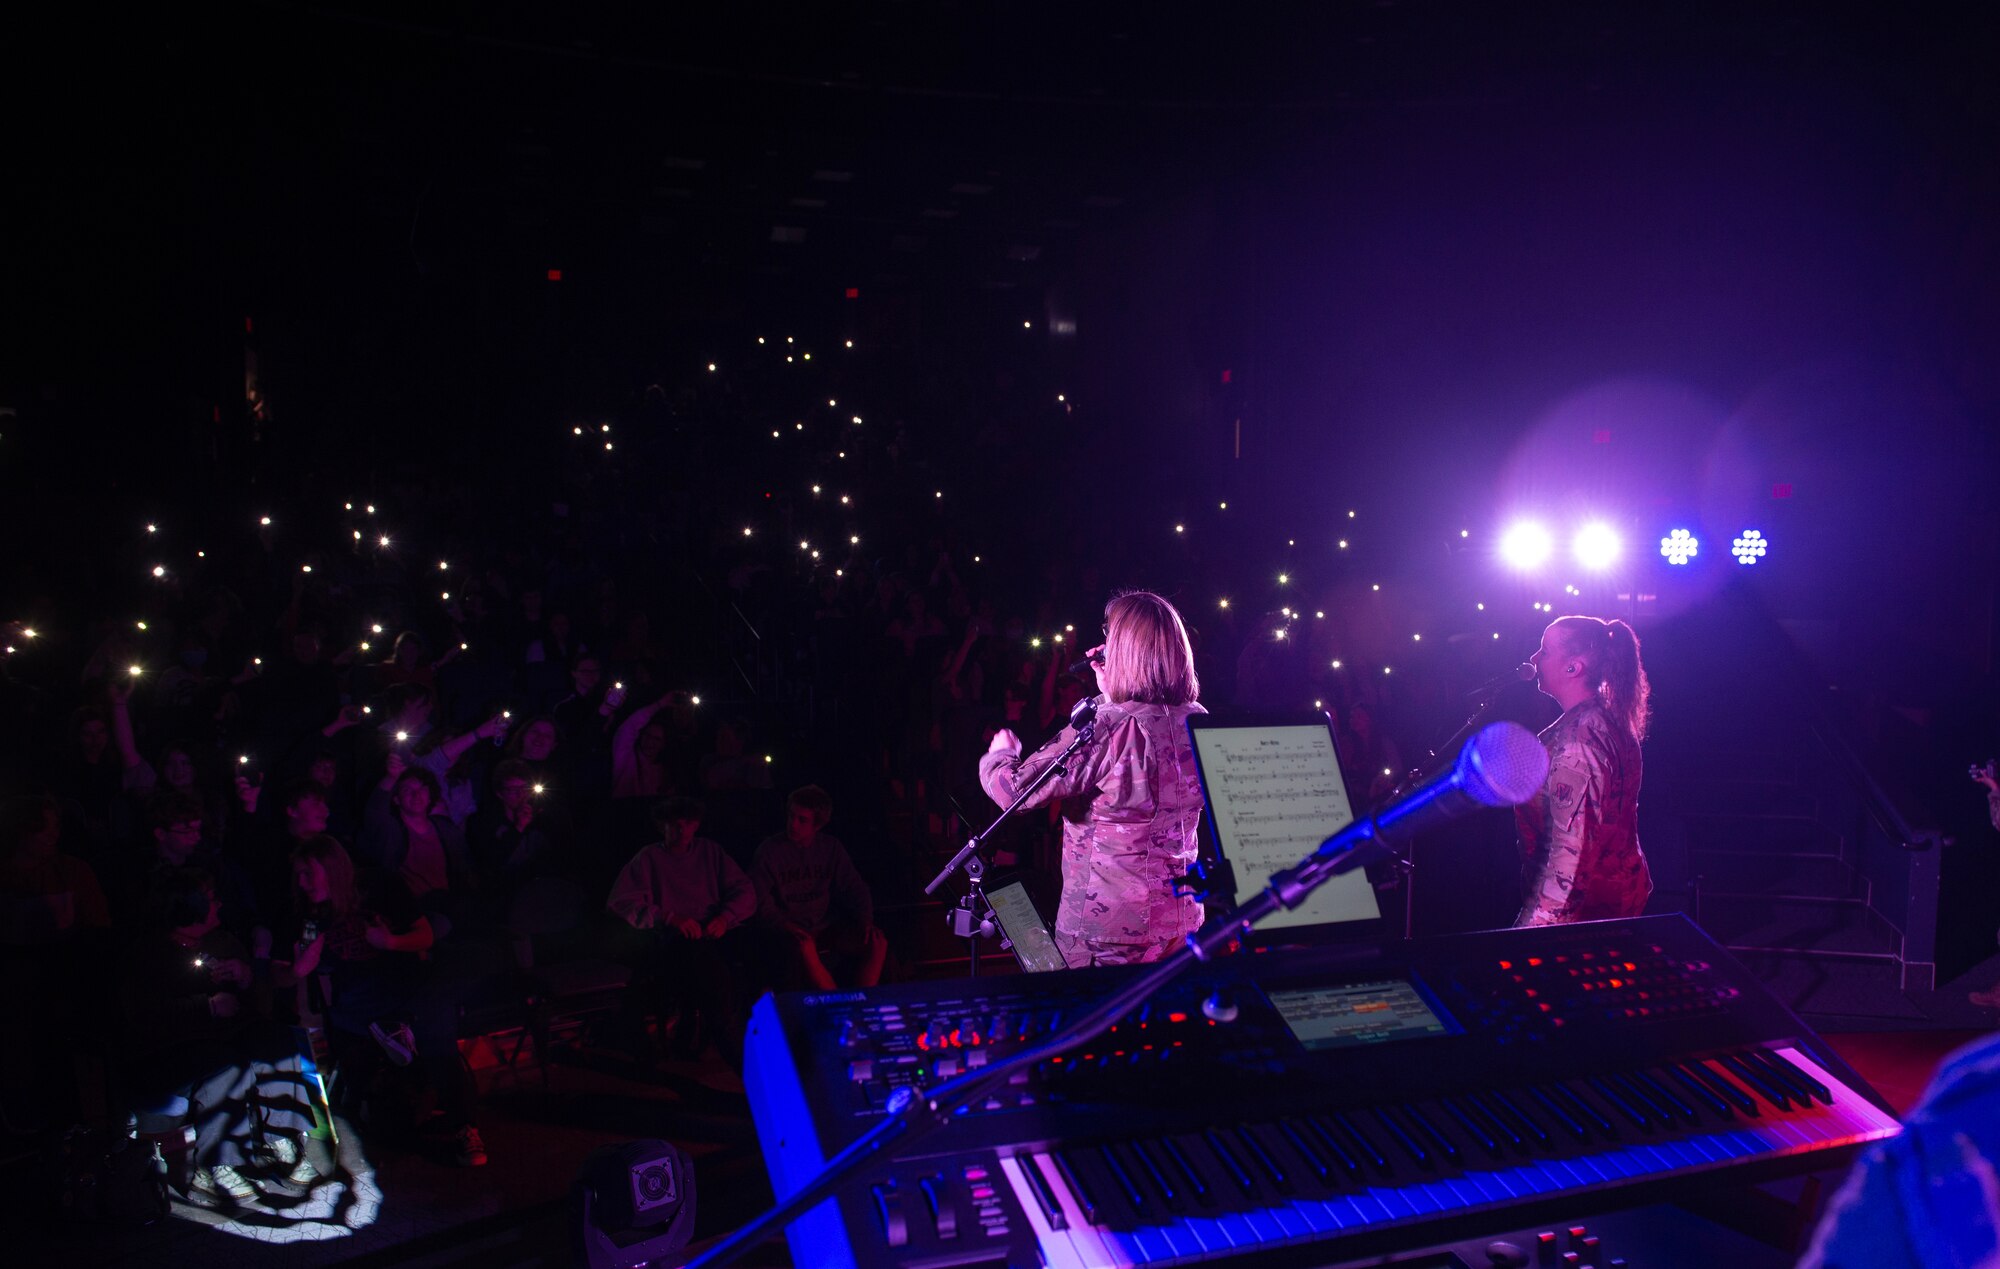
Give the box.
[1066,656,1103,676]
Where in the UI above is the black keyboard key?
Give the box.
[1635,1070,1697,1123]
[1760,1048,1834,1106]
[1278,1118,1338,1184]
[1158,1137,1212,1206]
[1097,1143,1149,1215]
[1552,1082,1619,1137]
[1328,1112,1389,1173]
[1405,1103,1461,1163]
[1203,1130,1257,1196]
[1688,1060,1760,1117]
[1489,1089,1550,1145]
[1527,1085,1590,1140]
[1371,1106,1431,1168]
[1232,1126,1291,1193]
[1051,1151,1100,1225]
[1011,1164,1059,1232]
[1608,1072,1671,1123]
[1719,1054,1793,1111]
[1666,1064,1733,1120]
[1467,1093,1526,1150]
[1128,1140,1186,1212]
[1585,1077,1651,1129]
[1440,1098,1502,1157]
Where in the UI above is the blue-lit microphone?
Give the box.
[1318,721,1547,876]
[1237,723,1548,925]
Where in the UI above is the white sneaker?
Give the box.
[191,1163,260,1205]
[369,1021,418,1066]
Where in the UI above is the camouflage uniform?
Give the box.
[1513,699,1651,926]
[979,700,1208,968]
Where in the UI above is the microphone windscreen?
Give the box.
[1460,722,1550,807]
[1513,662,1536,681]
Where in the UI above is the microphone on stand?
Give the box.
[1313,721,1547,879]
[1467,662,1536,698]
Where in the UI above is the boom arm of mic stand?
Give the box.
[923,720,1095,896]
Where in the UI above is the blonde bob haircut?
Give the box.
[1099,591,1200,706]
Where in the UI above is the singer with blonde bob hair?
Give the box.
[980,590,1208,967]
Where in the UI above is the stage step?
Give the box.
[1689,849,1865,900]
[1697,895,1902,960]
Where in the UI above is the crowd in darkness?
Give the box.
[0,340,1494,1202]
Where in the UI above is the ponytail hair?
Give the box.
[1551,615,1650,742]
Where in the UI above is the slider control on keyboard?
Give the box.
[870,1183,908,1248]
[919,1174,956,1239]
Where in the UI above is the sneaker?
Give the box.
[454,1124,488,1168]
[191,1163,261,1205]
[253,1134,320,1187]
[1970,987,2000,1009]
[369,1021,418,1066]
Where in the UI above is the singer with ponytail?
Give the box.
[1513,615,1653,926]
[979,591,1207,967]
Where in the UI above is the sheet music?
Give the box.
[1193,723,1379,930]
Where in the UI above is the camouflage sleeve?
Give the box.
[978,721,1113,811]
[1989,787,1999,833]
[1516,737,1597,926]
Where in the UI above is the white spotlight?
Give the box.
[1572,522,1621,571]
[1498,521,1554,570]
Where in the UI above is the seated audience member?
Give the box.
[278,836,487,1167]
[358,758,470,938]
[750,786,885,991]
[607,797,757,1062]
[121,868,316,1206]
[466,759,561,893]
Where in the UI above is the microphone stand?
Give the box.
[1384,682,1517,939]
[922,701,1098,977]
[680,741,1474,1269]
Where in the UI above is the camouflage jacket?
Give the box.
[979,699,1207,968]
[1513,699,1650,925]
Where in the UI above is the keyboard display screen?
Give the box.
[1266,978,1459,1050]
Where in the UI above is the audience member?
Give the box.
[750,785,884,990]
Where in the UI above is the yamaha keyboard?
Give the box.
[744,915,1898,1268]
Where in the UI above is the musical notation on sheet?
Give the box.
[1193,723,1379,930]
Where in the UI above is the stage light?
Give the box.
[1732,529,1769,564]
[378,535,391,548]
[1411,633,1421,641]
[146,523,157,534]
[845,340,854,348]
[1476,602,1485,610]
[1371,584,1380,592]
[1659,528,1699,565]
[600,424,610,433]
[1281,607,1292,617]
[1315,610,1324,619]
[151,565,165,578]
[259,516,272,527]
[1499,521,1554,570]
[811,484,821,495]
[1330,659,1343,669]
[1460,529,1469,538]
[1277,573,1289,585]
[1174,524,1184,534]
[1219,501,1228,510]
[1572,522,1621,571]
[1338,539,1348,549]
[707,363,716,372]
[1218,598,1231,609]
[1274,629,1287,640]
